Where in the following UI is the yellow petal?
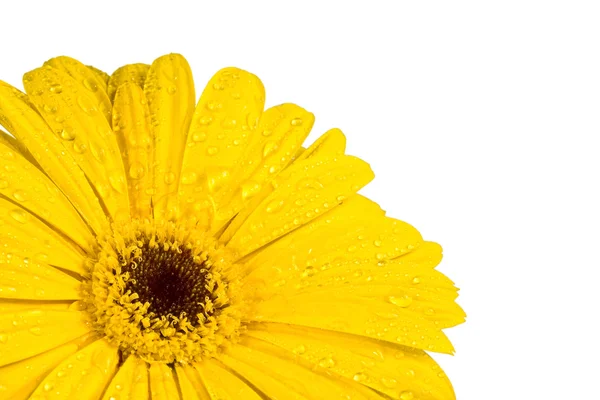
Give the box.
[0,82,108,235]
[43,56,112,122]
[174,364,201,400]
[144,54,195,220]
[0,309,92,366]
[0,334,94,400]
[108,63,150,102]
[221,339,381,399]
[149,363,180,400]
[242,194,418,277]
[185,360,264,400]
[102,355,149,400]
[0,136,95,252]
[208,103,314,231]
[0,128,40,169]
[23,66,130,221]
[30,338,119,399]
[249,287,454,354]
[0,254,82,301]
[0,197,86,275]
[247,322,455,400]
[0,299,74,313]
[227,154,374,257]
[294,128,347,162]
[112,82,154,218]
[86,65,110,90]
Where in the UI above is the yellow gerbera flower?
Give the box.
[0,54,465,399]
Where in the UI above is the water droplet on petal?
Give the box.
[60,128,76,141]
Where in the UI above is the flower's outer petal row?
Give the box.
[0,254,81,301]
[0,130,95,252]
[0,129,42,171]
[242,194,413,276]
[23,65,131,222]
[112,82,154,218]
[108,63,150,102]
[149,363,181,400]
[101,355,149,400]
[220,338,384,399]
[181,361,263,400]
[227,153,374,257]
[0,197,86,275]
[30,338,119,399]
[209,104,314,233]
[247,322,455,400]
[143,54,195,221]
[43,56,112,123]
[174,365,202,400]
[86,65,110,90]
[0,334,95,399]
[0,82,108,236]
[0,309,92,366]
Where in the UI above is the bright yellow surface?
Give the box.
[0,54,464,399]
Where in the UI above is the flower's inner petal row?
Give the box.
[173,364,202,400]
[43,56,112,123]
[246,322,454,400]
[0,333,95,399]
[0,82,108,236]
[143,54,195,221]
[0,253,82,301]
[30,338,119,399]
[0,309,92,366]
[227,153,375,257]
[0,132,96,252]
[112,82,154,218]
[178,67,265,222]
[207,103,315,235]
[183,361,264,400]
[0,197,86,275]
[86,65,110,90]
[102,355,149,400]
[149,363,180,399]
[220,338,383,399]
[107,63,150,102]
[23,65,131,222]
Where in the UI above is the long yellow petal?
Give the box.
[0,197,86,275]
[102,355,149,400]
[0,299,74,313]
[149,363,180,400]
[294,127,347,162]
[187,360,264,400]
[220,339,381,399]
[174,364,201,400]
[86,65,110,91]
[112,82,154,218]
[0,254,81,301]
[0,334,94,400]
[108,63,149,102]
[23,66,130,221]
[0,82,108,235]
[249,288,454,354]
[144,54,195,220]
[0,309,92,366]
[247,323,455,400]
[0,137,95,252]
[29,338,119,400]
[43,56,112,122]
[227,154,374,256]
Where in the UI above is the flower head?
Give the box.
[0,54,464,399]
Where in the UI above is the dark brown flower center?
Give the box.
[122,243,212,321]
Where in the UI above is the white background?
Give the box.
[2,1,599,398]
